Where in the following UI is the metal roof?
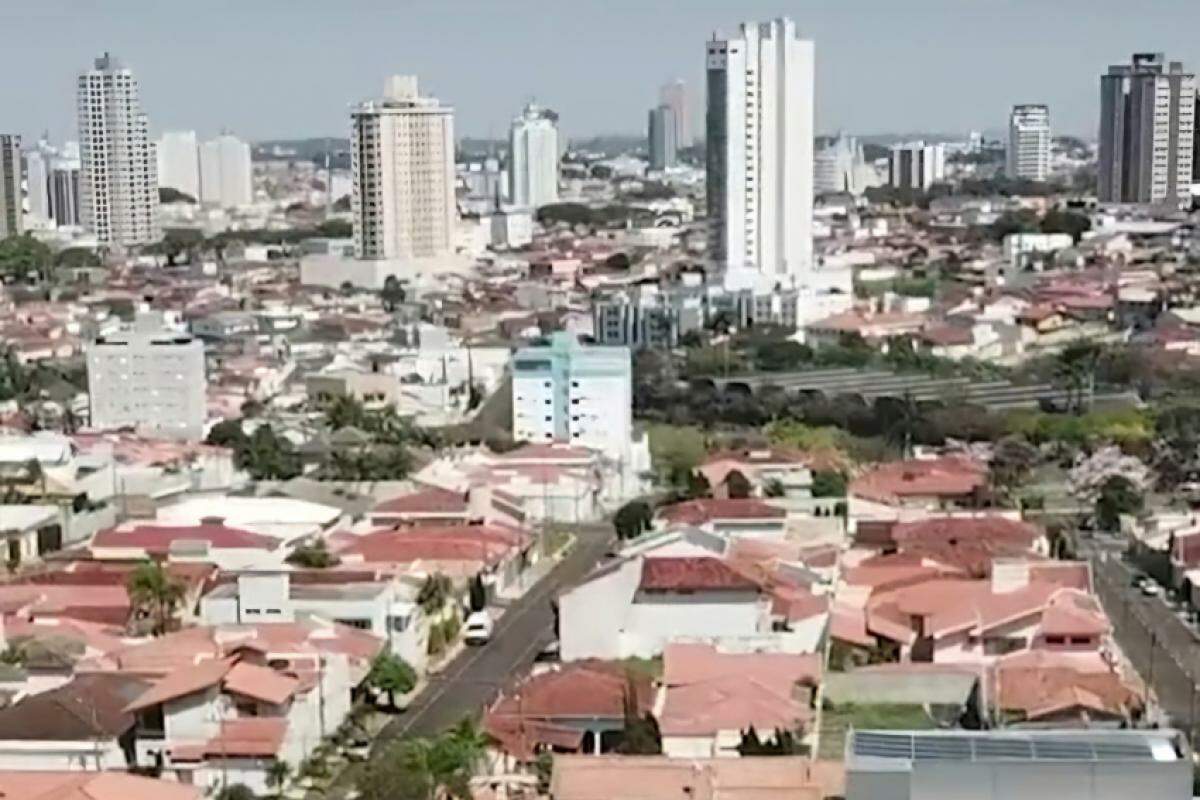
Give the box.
[849,730,1183,765]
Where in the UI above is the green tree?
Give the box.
[616,680,661,755]
[1040,209,1091,243]
[613,500,653,540]
[0,234,53,283]
[126,561,185,636]
[365,651,417,709]
[158,187,196,204]
[1055,341,1101,414]
[243,425,302,480]
[381,275,407,311]
[55,247,101,270]
[1095,475,1143,531]
[468,574,487,612]
[810,470,848,498]
[216,785,256,800]
[753,339,813,372]
[286,540,339,568]
[265,760,291,800]
[206,418,248,449]
[417,573,453,615]
[763,478,786,498]
[990,436,1040,496]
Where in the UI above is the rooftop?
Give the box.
[639,557,760,593]
[848,729,1187,765]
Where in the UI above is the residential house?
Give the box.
[696,449,814,499]
[654,498,788,539]
[0,772,201,800]
[550,756,826,800]
[848,456,989,521]
[89,521,283,570]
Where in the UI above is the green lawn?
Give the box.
[818,703,935,759]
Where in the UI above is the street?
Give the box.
[373,523,613,745]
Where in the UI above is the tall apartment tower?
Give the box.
[24,144,51,223]
[84,311,207,441]
[1007,104,1051,181]
[647,105,678,170]
[706,17,814,289]
[350,76,456,262]
[888,141,946,190]
[199,134,253,207]
[0,135,21,238]
[508,102,560,209]
[78,53,160,247]
[156,131,201,199]
[659,79,693,149]
[1099,53,1196,204]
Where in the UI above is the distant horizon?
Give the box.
[1,0,1191,145]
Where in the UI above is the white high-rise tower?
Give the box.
[350,76,456,262]
[156,131,201,199]
[508,103,560,209]
[77,53,160,247]
[199,134,253,207]
[706,18,814,290]
[1007,104,1051,181]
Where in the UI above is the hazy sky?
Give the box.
[4,0,1200,144]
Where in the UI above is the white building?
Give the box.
[705,17,814,289]
[1002,232,1074,267]
[659,79,693,148]
[815,133,875,195]
[888,141,946,190]
[199,134,252,207]
[0,135,20,238]
[77,52,160,247]
[1006,104,1051,181]
[156,131,201,199]
[648,105,678,171]
[350,75,456,268]
[1099,53,1196,205]
[84,311,206,440]
[508,102,560,209]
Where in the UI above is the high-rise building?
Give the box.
[508,102,560,209]
[512,332,632,462]
[1007,104,1051,181]
[647,104,678,171]
[0,135,21,238]
[49,154,81,228]
[888,141,946,190]
[199,134,253,207]
[1099,53,1195,204]
[659,79,693,149]
[706,17,815,289]
[815,134,873,195]
[156,131,200,199]
[77,52,160,247]
[350,75,456,262]
[85,311,207,441]
[24,145,51,222]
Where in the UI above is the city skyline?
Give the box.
[4,0,1200,145]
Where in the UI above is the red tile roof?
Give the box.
[0,772,201,800]
[891,516,1043,577]
[849,457,988,505]
[657,498,786,526]
[125,657,235,711]
[92,523,279,553]
[338,524,532,568]
[372,486,469,516]
[223,661,299,705]
[639,557,760,593]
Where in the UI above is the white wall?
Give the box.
[621,592,765,658]
[0,739,126,771]
[560,558,641,661]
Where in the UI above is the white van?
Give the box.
[464,611,494,645]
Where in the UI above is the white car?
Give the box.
[1141,581,1163,598]
[464,611,494,645]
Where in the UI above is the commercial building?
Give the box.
[0,135,20,238]
[1099,53,1196,204]
[659,79,693,148]
[512,332,632,462]
[350,75,456,263]
[815,133,874,195]
[1007,104,1051,181]
[706,17,815,289]
[84,312,206,440]
[888,141,946,190]
[844,729,1191,799]
[77,52,160,247]
[156,130,200,199]
[199,133,252,207]
[647,104,678,170]
[508,102,559,209]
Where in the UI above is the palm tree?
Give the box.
[265,760,291,800]
[126,561,185,636]
[1055,341,1101,414]
[886,392,923,459]
[444,716,490,778]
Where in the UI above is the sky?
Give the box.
[4,0,1200,145]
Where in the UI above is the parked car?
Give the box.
[464,610,494,645]
[1141,581,1163,598]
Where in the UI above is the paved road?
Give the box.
[373,524,612,746]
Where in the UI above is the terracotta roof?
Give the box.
[891,516,1043,577]
[550,756,823,800]
[171,716,288,760]
[639,557,760,593]
[995,664,1138,721]
[701,448,812,467]
[657,498,786,526]
[372,486,469,516]
[849,456,988,505]
[92,522,279,553]
[0,772,201,800]
[223,661,299,705]
[338,524,532,568]
[125,657,235,711]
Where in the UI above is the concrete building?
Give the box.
[659,79,693,148]
[350,75,456,264]
[888,141,946,190]
[156,130,200,199]
[84,312,206,440]
[23,144,50,223]
[1007,104,1051,181]
[508,102,559,209]
[844,729,1191,799]
[1099,53,1196,204]
[77,53,160,247]
[0,135,20,238]
[48,151,81,228]
[512,332,632,462]
[815,133,870,195]
[706,18,814,289]
[647,105,678,171]
[199,133,252,207]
